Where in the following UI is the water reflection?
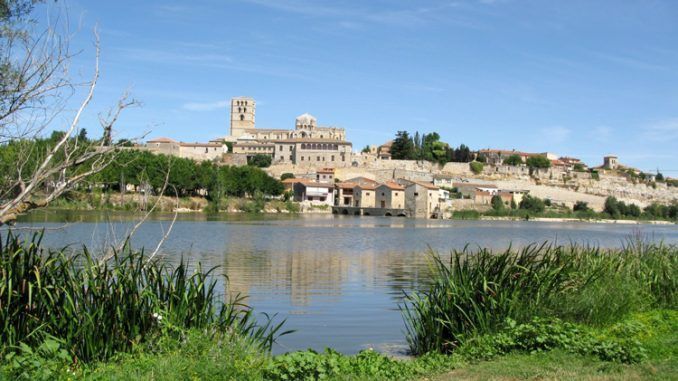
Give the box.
[10,212,678,354]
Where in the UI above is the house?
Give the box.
[500,189,529,205]
[475,190,513,206]
[375,182,405,209]
[433,174,456,188]
[352,183,377,208]
[400,180,441,219]
[335,181,357,206]
[452,182,498,198]
[377,140,393,160]
[292,180,334,206]
[316,168,335,182]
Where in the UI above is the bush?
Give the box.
[526,155,551,169]
[280,173,294,181]
[573,201,590,212]
[470,161,484,174]
[503,154,523,166]
[247,154,272,168]
[491,195,504,211]
[519,195,545,213]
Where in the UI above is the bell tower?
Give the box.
[230,97,256,138]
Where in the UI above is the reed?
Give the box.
[0,232,287,363]
[401,241,677,355]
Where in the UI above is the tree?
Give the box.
[0,3,137,225]
[503,154,523,166]
[247,154,272,168]
[656,172,664,181]
[491,195,504,211]
[280,173,294,181]
[390,131,415,160]
[573,163,585,172]
[526,155,551,169]
[361,145,371,153]
[519,195,545,213]
[78,128,88,142]
[470,161,484,174]
[604,196,620,219]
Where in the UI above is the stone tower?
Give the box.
[230,97,255,138]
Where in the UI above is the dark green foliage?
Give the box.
[457,317,647,364]
[0,232,287,363]
[573,201,590,212]
[401,242,677,355]
[503,154,523,166]
[490,195,504,211]
[247,154,272,168]
[469,161,483,174]
[603,196,643,219]
[526,155,551,169]
[266,348,452,381]
[573,163,585,172]
[280,173,294,181]
[519,195,545,213]
[361,145,371,153]
[390,131,416,160]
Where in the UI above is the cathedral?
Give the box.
[218,97,352,166]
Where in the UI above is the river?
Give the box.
[10,210,678,354]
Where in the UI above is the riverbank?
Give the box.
[2,235,674,380]
[479,215,676,225]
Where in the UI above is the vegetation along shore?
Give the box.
[1,232,675,380]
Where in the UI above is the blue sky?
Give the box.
[37,0,678,173]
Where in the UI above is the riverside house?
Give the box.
[375,182,405,209]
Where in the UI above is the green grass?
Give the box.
[0,232,287,365]
[1,234,676,380]
[402,241,676,355]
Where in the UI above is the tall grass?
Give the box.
[402,241,677,355]
[0,232,288,363]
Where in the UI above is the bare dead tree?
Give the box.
[0,12,138,225]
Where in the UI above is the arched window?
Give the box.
[243,107,247,113]
[240,114,244,121]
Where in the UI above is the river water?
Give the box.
[11,211,678,354]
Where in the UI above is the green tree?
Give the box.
[526,155,551,169]
[78,128,88,142]
[573,163,585,172]
[519,195,545,213]
[655,172,664,181]
[361,145,371,153]
[391,131,415,160]
[470,161,484,174]
[604,196,621,219]
[280,173,294,181]
[247,154,272,168]
[491,195,504,211]
[503,154,523,166]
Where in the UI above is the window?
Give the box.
[240,114,244,121]
[243,107,247,112]
[317,156,320,161]
[381,192,385,196]
[414,192,419,197]
[331,155,335,161]
[395,192,398,196]
[366,192,370,196]
[289,146,292,151]
[289,155,293,160]
[301,156,304,161]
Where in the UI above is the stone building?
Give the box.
[603,155,619,170]
[375,182,405,209]
[400,180,441,219]
[143,137,227,161]
[219,97,352,166]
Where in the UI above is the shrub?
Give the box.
[573,201,590,212]
[519,195,545,213]
[469,161,484,174]
[247,154,272,168]
[280,173,294,181]
[491,195,504,211]
[526,155,551,169]
[503,154,523,166]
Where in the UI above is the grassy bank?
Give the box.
[1,234,676,380]
[48,191,300,214]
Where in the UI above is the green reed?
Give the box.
[0,232,288,363]
[401,241,677,355]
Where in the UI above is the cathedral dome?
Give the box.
[295,113,317,126]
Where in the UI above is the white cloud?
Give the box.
[182,99,230,111]
[642,118,678,141]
